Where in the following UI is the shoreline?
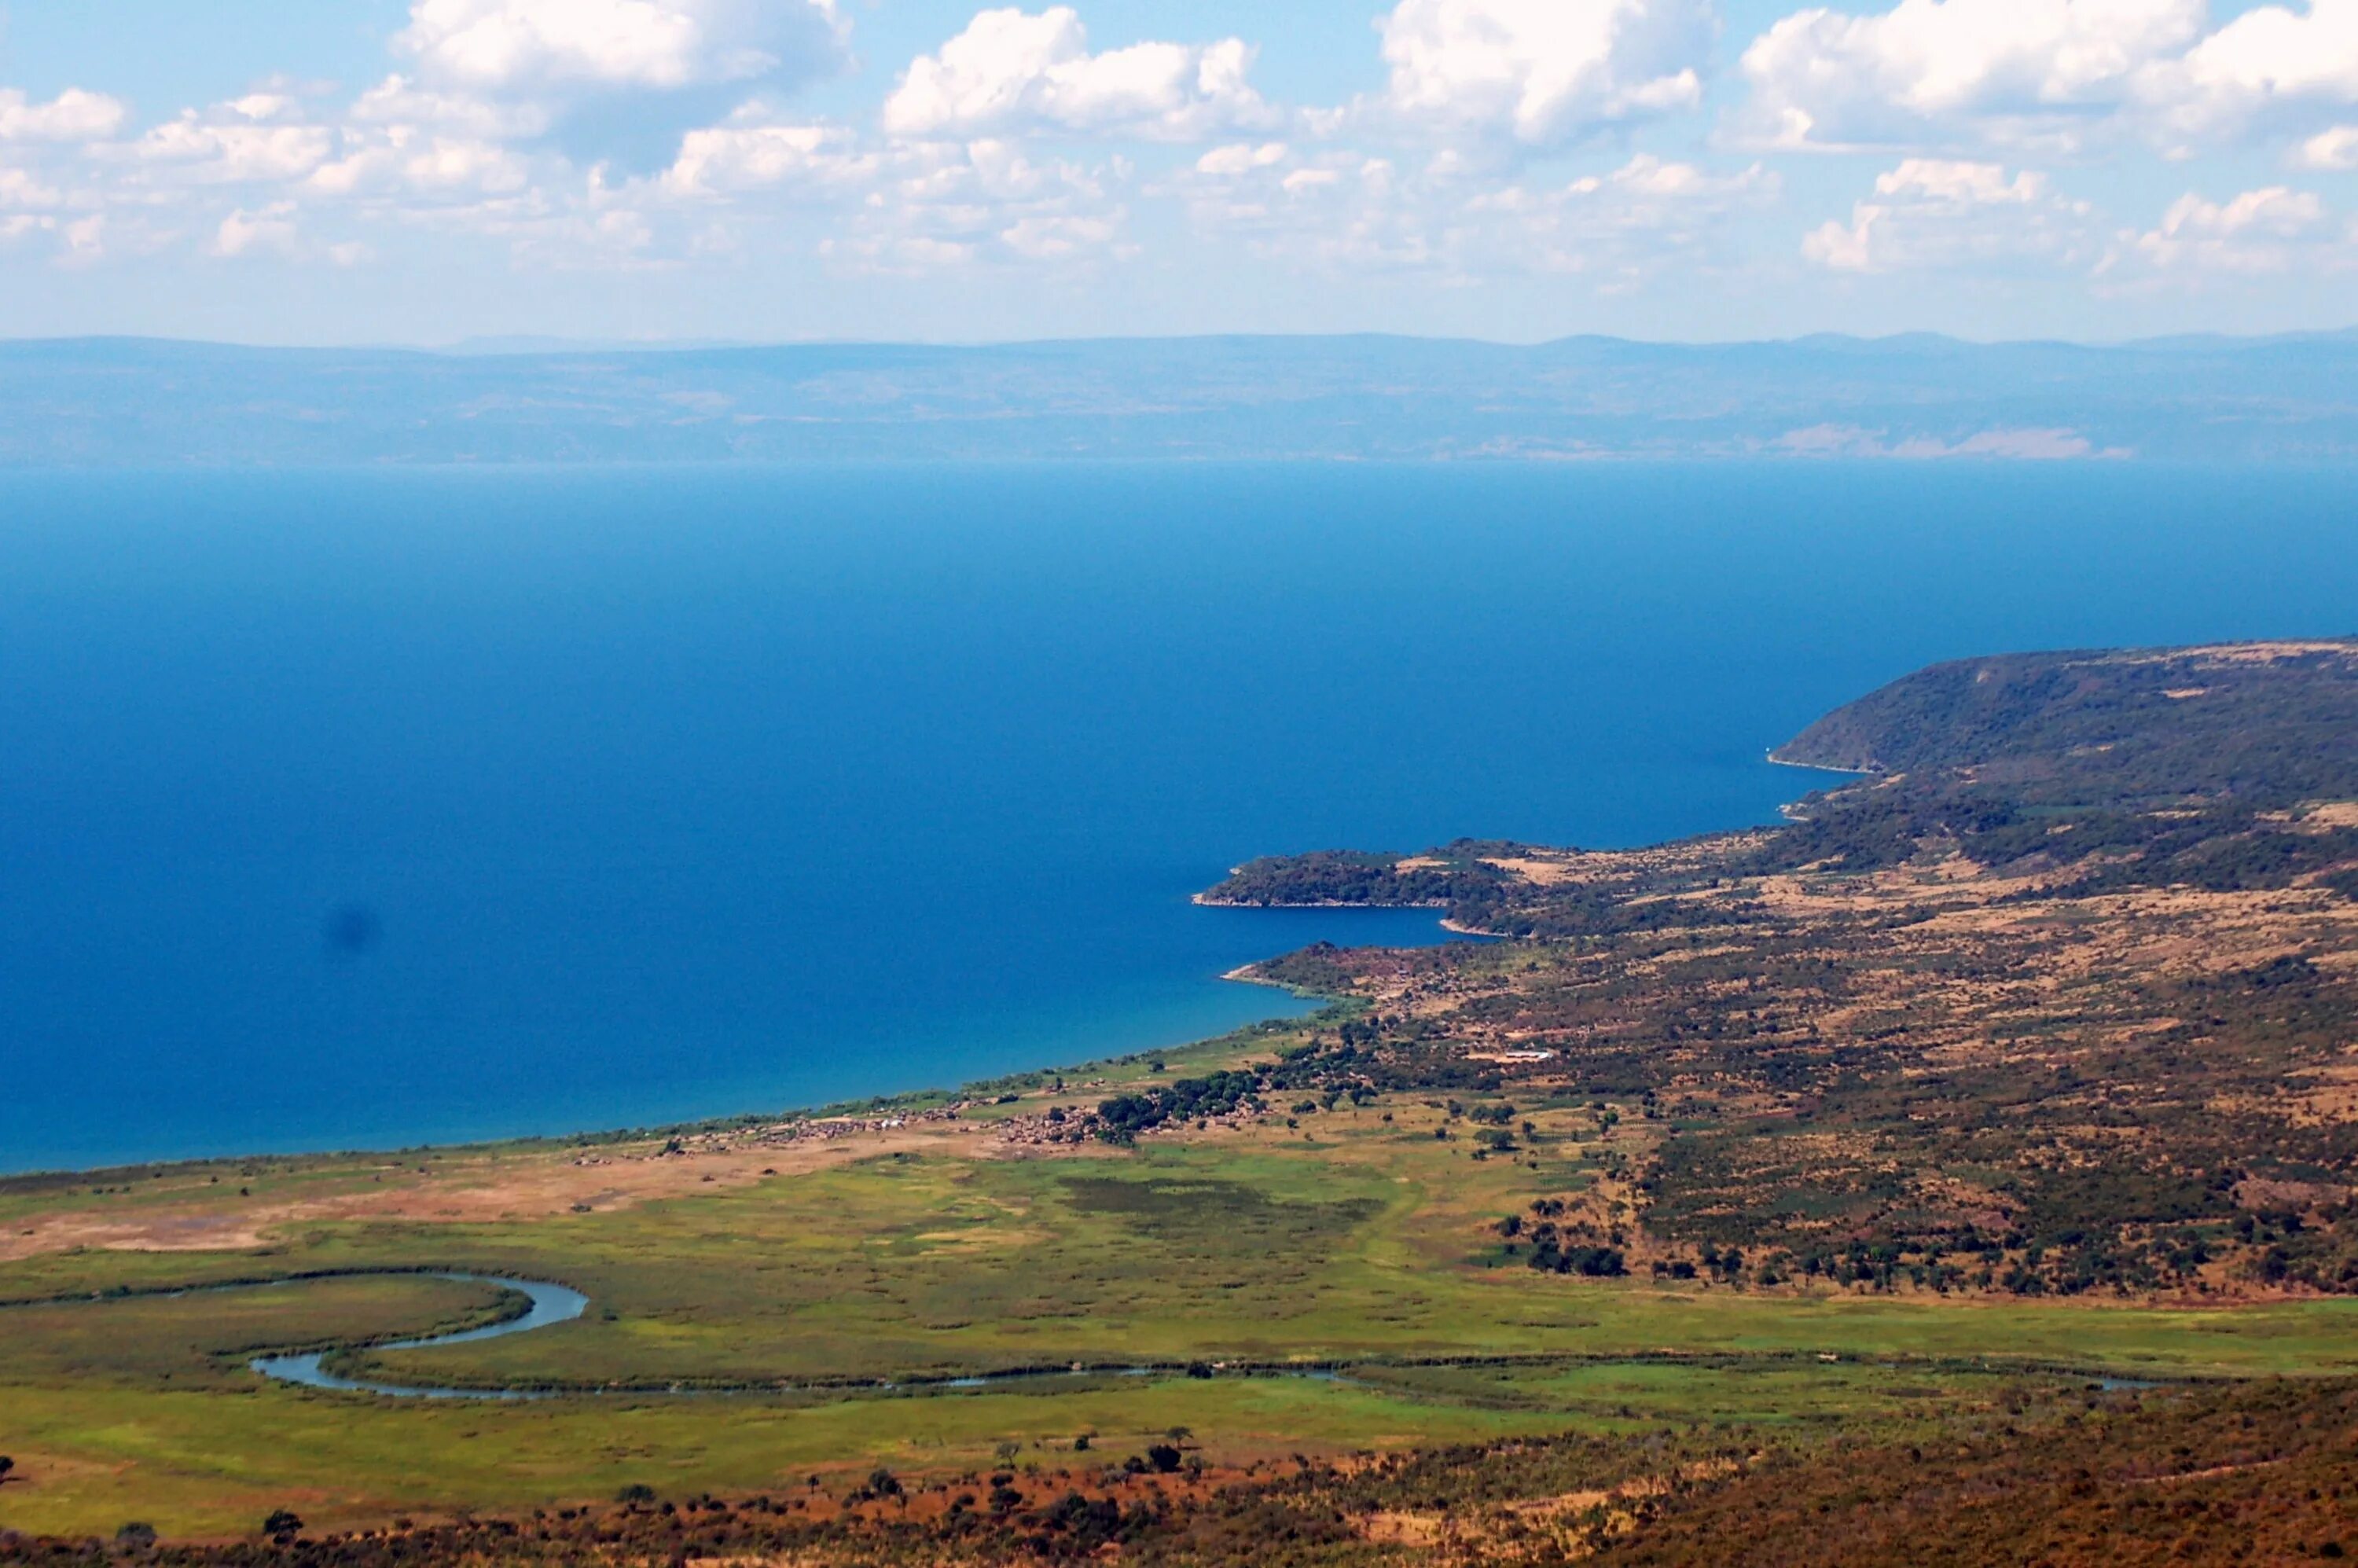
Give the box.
[1764,747,1879,777]
[1192,891,1451,909]
[22,774,1814,1184]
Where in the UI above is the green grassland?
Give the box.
[6,1062,2356,1539]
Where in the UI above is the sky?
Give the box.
[2,0,2356,344]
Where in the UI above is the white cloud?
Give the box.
[1803,158,2098,270]
[2293,123,2358,166]
[385,0,847,171]
[1737,0,2203,151]
[999,211,1122,258]
[883,8,1273,141]
[2138,0,2358,145]
[835,138,1133,270]
[0,7,1140,277]
[2133,183,2347,270]
[0,87,130,142]
[1195,141,1289,176]
[0,193,131,265]
[1737,0,2358,156]
[307,128,534,199]
[0,163,65,210]
[62,213,108,261]
[633,116,1139,271]
[659,119,876,196]
[127,100,337,185]
[1472,154,1776,275]
[351,75,553,140]
[1373,0,1714,148]
[211,202,301,258]
[396,0,839,94]
[1177,140,1769,281]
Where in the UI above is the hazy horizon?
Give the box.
[9,323,2358,354]
[6,330,2355,466]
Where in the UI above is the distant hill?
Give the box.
[3,331,2357,465]
[1775,639,2358,807]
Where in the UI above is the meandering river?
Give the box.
[250,1275,588,1400]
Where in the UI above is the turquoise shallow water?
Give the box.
[3,461,2353,1173]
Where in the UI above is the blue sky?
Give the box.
[2,0,2354,344]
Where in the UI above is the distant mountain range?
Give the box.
[3,330,2354,465]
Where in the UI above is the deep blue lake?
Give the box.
[4,462,2354,1173]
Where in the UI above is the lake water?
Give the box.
[5,462,2354,1173]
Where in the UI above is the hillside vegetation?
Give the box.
[1213,641,2358,1298]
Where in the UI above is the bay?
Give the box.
[3,461,2352,1172]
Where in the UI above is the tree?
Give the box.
[115,1524,158,1552]
[615,1483,657,1504]
[262,1509,303,1539]
[0,1456,13,1484]
[1146,1444,1184,1474]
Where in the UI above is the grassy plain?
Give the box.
[5,1037,2356,1539]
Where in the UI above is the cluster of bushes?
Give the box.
[1093,1070,1265,1144]
[1504,1204,1628,1277]
[1526,1239,1626,1276]
[1202,845,1511,909]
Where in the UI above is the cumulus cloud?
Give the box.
[1736,0,2203,151]
[1736,0,2358,156]
[659,117,876,196]
[1803,157,2099,270]
[384,0,843,171]
[396,0,837,94]
[1467,154,1776,274]
[124,97,338,185]
[1375,0,1714,147]
[882,8,1273,141]
[1194,141,1290,177]
[0,162,65,210]
[2293,123,2358,167]
[2138,0,2358,145]
[307,128,534,200]
[0,87,129,142]
[351,75,553,140]
[844,138,1131,270]
[2133,183,2347,270]
[1176,138,1769,281]
[211,202,302,258]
